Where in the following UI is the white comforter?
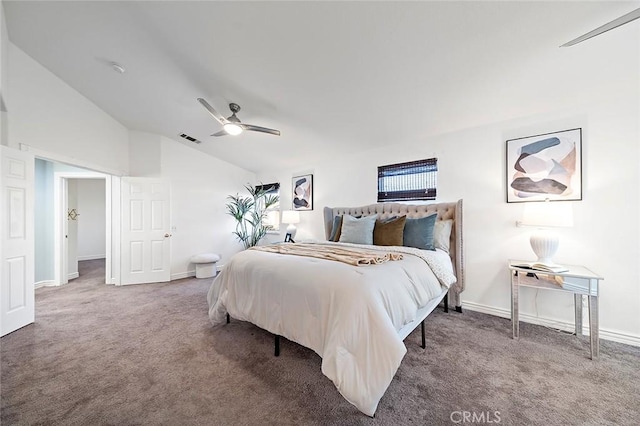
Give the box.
[207,241,456,416]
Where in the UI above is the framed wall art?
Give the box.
[292,174,313,211]
[506,128,582,203]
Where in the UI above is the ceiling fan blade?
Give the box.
[242,124,281,136]
[211,130,228,137]
[197,98,227,125]
[561,7,640,47]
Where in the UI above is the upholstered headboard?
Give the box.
[323,199,464,308]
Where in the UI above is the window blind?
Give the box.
[255,182,280,194]
[377,158,437,202]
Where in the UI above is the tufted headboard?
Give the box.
[323,199,464,308]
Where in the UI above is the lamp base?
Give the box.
[286,224,297,240]
[530,229,559,264]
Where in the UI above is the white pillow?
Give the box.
[339,214,378,245]
[434,219,453,253]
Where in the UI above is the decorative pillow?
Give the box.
[373,216,406,246]
[329,215,343,242]
[338,214,378,245]
[434,219,453,253]
[403,214,437,250]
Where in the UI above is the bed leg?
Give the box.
[226,313,230,324]
[444,292,449,313]
[455,306,463,313]
[275,335,280,357]
[421,320,426,349]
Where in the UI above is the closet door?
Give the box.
[120,177,171,285]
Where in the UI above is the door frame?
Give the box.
[53,171,112,286]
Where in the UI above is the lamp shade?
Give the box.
[281,210,300,225]
[521,201,573,228]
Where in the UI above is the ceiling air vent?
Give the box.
[179,133,201,144]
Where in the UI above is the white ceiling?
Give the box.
[3,1,637,173]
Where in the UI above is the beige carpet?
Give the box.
[1,259,639,425]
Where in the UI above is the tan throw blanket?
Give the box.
[250,242,403,266]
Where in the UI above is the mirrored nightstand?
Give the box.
[508,260,604,359]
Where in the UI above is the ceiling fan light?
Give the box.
[223,123,243,135]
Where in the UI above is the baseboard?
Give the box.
[77,255,106,261]
[67,272,79,280]
[35,280,56,289]
[170,270,221,281]
[171,270,196,280]
[462,301,640,347]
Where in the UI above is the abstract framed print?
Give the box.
[292,174,313,211]
[506,128,582,203]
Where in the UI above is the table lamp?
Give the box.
[517,200,573,265]
[281,210,300,240]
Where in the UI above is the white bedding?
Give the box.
[207,241,456,416]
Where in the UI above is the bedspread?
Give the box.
[207,241,455,416]
[250,242,403,265]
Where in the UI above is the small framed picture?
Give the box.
[292,174,313,210]
[284,233,294,243]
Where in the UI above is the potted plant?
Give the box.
[226,184,279,249]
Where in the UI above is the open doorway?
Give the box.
[66,178,106,281]
[34,158,113,288]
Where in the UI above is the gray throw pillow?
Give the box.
[329,215,343,242]
[403,214,437,250]
[339,214,378,245]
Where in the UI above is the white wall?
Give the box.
[129,131,161,177]
[259,27,640,345]
[0,2,9,146]
[6,43,129,175]
[159,136,256,278]
[34,158,54,283]
[76,179,106,260]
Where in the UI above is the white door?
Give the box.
[1,146,34,336]
[121,177,171,285]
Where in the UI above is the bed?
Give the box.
[207,199,465,416]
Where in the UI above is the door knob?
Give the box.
[164,233,172,238]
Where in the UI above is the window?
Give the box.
[256,182,280,231]
[377,158,437,202]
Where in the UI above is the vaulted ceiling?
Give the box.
[3,1,636,173]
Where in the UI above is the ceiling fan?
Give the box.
[561,7,640,47]
[197,98,281,137]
